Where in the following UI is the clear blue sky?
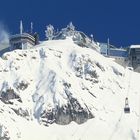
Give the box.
[0,0,140,47]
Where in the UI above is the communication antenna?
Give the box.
[20,20,23,34]
[107,38,110,56]
[31,22,33,34]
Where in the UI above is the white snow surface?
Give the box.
[0,38,140,140]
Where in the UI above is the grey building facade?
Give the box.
[129,45,140,69]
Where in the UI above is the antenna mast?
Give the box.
[107,38,110,56]
[31,22,33,34]
[20,20,23,34]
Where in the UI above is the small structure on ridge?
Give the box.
[10,21,39,50]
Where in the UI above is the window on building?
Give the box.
[132,56,136,60]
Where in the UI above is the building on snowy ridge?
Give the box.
[99,38,128,67]
[9,21,39,50]
[128,45,140,70]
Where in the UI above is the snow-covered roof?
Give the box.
[130,45,140,48]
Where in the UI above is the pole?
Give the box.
[31,22,33,34]
[107,38,110,56]
[20,20,23,34]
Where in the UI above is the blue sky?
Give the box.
[0,0,140,47]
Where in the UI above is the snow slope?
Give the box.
[0,38,140,140]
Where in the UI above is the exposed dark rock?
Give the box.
[96,62,105,71]
[1,89,19,101]
[63,82,71,88]
[40,92,94,126]
[40,109,56,125]
[40,99,94,126]
[88,70,98,79]
[16,81,28,91]
[0,135,10,140]
[0,88,22,104]
[0,125,10,140]
[11,107,29,118]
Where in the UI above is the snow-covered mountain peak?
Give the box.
[0,38,139,140]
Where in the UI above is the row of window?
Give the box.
[132,56,140,64]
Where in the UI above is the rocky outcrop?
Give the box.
[55,97,94,125]
[0,125,10,140]
[11,107,30,118]
[15,81,28,91]
[0,88,21,104]
[39,81,94,126]
[40,98,94,126]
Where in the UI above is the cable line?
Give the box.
[124,67,132,114]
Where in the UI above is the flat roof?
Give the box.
[130,45,140,48]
